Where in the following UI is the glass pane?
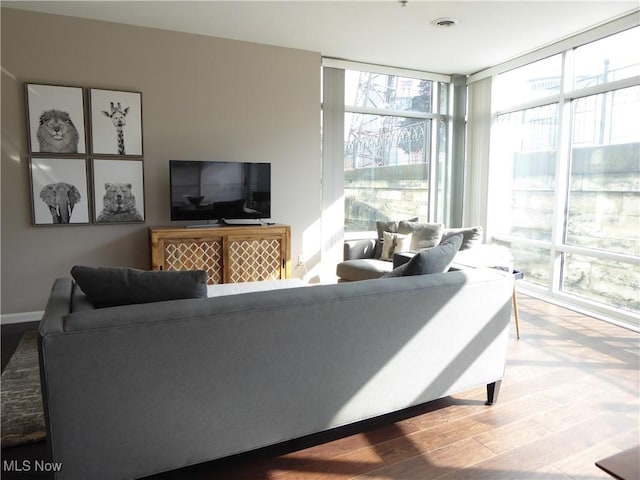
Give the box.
[493,55,562,110]
[492,104,559,241]
[344,113,431,232]
[566,86,640,255]
[494,239,552,288]
[574,27,640,90]
[438,81,449,114]
[345,70,433,113]
[563,253,640,316]
[345,114,430,168]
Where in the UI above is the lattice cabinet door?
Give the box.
[225,235,287,283]
[150,225,290,285]
[163,239,224,285]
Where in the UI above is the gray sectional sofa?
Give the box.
[39,269,514,479]
[337,223,512,282]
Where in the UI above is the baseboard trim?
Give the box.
[1,311,43,325]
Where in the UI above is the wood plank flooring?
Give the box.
[2,295,638,479]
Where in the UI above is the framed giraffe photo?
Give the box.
[89,89,143,157]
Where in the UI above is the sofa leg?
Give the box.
[486,380,502,405]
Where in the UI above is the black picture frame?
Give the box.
[25,83,86,155]
[92,158,145,224]
[29,157,91,225]
[89,89,143,157]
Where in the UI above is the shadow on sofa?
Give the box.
[38,265,513,480]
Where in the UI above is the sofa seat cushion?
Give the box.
[336,259,393,281]
[71,266,208,308]
[207,279,307,297]
[451,244,514,270]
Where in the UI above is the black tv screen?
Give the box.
[170,160,271,222]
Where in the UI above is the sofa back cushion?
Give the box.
[71,266,208,308]
[397,221,444,250]
[375,217,418,239]
[441,226,483,250]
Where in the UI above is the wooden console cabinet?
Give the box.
[150,224,291,285]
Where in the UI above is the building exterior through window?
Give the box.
[489,26,639,328]
[343,70,450,232]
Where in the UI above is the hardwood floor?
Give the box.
[2,296,638,479]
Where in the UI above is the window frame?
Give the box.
[339,64,452,233]
[487,25,640,329]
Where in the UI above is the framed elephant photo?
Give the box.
[29,157,90,225]
[92,158,145,224]
[25,83,87,155]
[89,89,143,157]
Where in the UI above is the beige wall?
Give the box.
[1,8,322,315]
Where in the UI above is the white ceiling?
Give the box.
[4,1,639,75]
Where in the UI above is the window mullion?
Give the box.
[551,51,573,295]
[487,25,640,326]
[345,105,438,120]
[428,117,439,221]
[427,83,440,221]
[565,76,640,102]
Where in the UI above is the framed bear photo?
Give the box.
[89,89,143,157]
[29,157,90,226]
[92,158,145,224]
[25,83,87,155]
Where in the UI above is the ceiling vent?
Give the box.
[431,17,460,28]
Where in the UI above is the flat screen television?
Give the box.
[169,160,271,223]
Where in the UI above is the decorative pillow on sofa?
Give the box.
[441,226,483,250]
[397,221,444,250]
[381,234,463,278]
[70,266,208,308]
[375,217,418,258]
[380,231,413,261]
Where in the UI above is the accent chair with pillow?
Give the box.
[337,222,483,282]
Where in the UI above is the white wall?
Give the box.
[1,8,322,314]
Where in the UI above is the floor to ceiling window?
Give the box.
[488,26,640,328]
[342,69,450,233]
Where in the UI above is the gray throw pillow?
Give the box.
[71,266,208,308]
[402,233,463,276]
[441,226,483,250]
[398,221,444,250]
[380,252,416,278]
[381,262,409,278]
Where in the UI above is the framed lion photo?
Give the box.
[92,159,145,224]
[25,83,87,155]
